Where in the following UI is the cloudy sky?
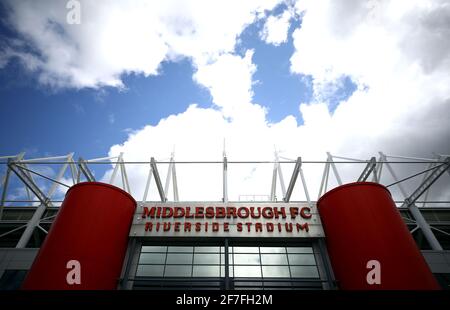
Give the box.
[0,0,449,202]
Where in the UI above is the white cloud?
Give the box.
[2,1,448,202]
[193,50,258,118]
[1,0,282,88]
[260,9,292,46]
[102,0,449,202]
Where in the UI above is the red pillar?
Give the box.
[22,182,136,290]
[317,182,440,290]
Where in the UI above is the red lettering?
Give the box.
[262,207,273,219]
[226,207,237,218]
[250,207,261,218]
[185,207,193,218]
[163,222,171,231]
[205,207,215,218]
[142,207,157,219]
[195,207,204,218]
[162,207,173,218]
[266,222,274,232]
[195,222,202,232]
[285,223,293,232]
[273,207,286,219]
[145,222,153,231]
[245,222,252,232]
[174,222,181,232]
[255,223,262,232]
[223,222,229,232]
[238,207,249,218]
[237,222,243,232]
[184,222,192,232]
[173,207,185,218]
[212,222,219,231]
[216,207,225,218]
[300,207,312,219]
[296,223,309,232]
[289,207,298,219]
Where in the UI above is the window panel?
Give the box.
[260,247,286,254]
[166,253,193,264]
[261,254,288,265]
[194,246,220,253]
[220,254,233,264]
[234,254,260,265]
[164,265,192,277]
[139,253,166,264]
[286,247,313,254]
[234,266,262,277]
[288,254,316,265]
[141,246,167,253]
[290,266,319,278]
[262,266,290,278]
[193,265,220,277]
[194,253,220,265]
[233,247,259,253]
[167,246,193,253]
[136,265,164,277]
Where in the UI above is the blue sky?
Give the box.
[0,1,360,161]
[0,0,448,202]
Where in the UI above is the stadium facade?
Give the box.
[0,152,449,290]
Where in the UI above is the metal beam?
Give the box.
[78,157,95,182]
[357,157,377,182]
[270,161,277,201]
[223,156,228,203]
[399,157,449,251]
[284,157,301,202]
[110,153,123,185]
[172,161,179,202]
[327,152,342,185]
[150,157,166,202]
[142,161,153,202]
[401,157,450,206]
[8,161,49,206]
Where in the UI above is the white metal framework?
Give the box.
[0,151,449,250]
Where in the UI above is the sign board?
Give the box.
[130,202,324,238]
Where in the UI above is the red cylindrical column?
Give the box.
[317,182,440,290]
[22,182,136,290]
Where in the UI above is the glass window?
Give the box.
[262,266,290,278]
[234,266,262,277]
[166,253,193,264]
[167,246,193,253]
[260,247,286,254]
[164,265,192,277]
[234,254,260,265]
[233,247,259,253]
[139,253,166,264]
[287,247,313,254]
[220,253,233,264]
[261,254,288,265]
[193,265,220,277]
[194,253,220,265]
[136,265,164,277]
[141,246,167,253]
[290,266,319,278]
[288,254,316,265]
[195,246,220,253]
